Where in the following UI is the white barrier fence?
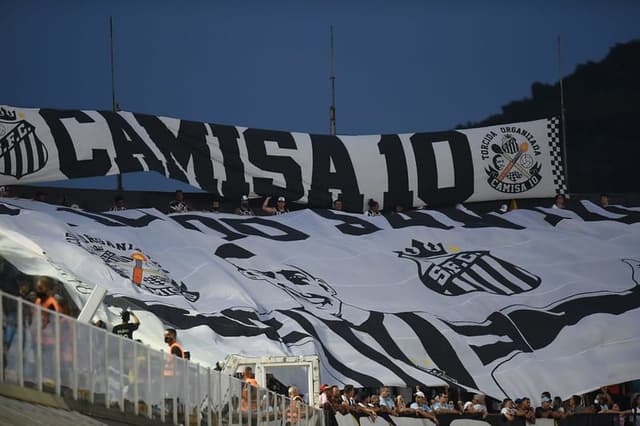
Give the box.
[0,290,323,426]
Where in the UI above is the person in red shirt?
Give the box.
[33,277,62,383]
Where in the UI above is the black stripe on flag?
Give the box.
[1,139,10,176]
[13,133,23,178]
[23,131,35,175]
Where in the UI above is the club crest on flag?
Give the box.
[0,107,48,179]
[395,239,541,296]
[480,125,543,194]
[64,232,200,302]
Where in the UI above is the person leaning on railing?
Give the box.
[162,328,187,376]
[33,276,63,384]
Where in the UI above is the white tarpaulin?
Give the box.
[0,197,638,401]
[0,105,566,209]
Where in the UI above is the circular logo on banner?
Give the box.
[64,232,200,302]
[480,126,542,193]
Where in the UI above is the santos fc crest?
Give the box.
[65,232,200,302]
[480,126,542,194]
[396,240,541,296]
[0,107,48,179]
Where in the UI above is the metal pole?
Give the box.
[160,350,165,423]
[0,294,4,381]
[207,367,213,426]
[196,364,202,426]
[329,25,336,136]
[89,328,94,404]
[557,34,569,193]
[119,336,124,412]
[133,342,139,416]
[17,301,23,386]
[72,321,78,400]
[54,313,61,396]
[110,16,123,192]
[173,357,178,425]
[104,331,109,408]
[36,308,42,392]
[146,345,152,419]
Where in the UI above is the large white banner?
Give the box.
[0,105,566,209]
[0,198,638,401]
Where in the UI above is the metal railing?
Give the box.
[0,290,323,426]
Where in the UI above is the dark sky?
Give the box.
[3,0,639,190]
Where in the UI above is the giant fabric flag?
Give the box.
[0,105,566,209]
[0,197,638,401]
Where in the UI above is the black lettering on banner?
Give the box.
[312,209,381,236]
[243,129,303,200]
[385,211,452,230]
[134,114,220,195]
[437,207,524,230]
[0,204,20,216]
[57,208,162,228]
[410,131,474,206]
[210,124,250,199]
[99,111,165,175]
[308,134,364,210]
[378,135,413,211]
[170,215,245,241]
[215,243,256,260]
[40,109,111,178]
[220,217,309,242]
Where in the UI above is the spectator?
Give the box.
[552,194,566,209]
[535,395,555,418]
[379,387,395,410]
[567,395,593,415]
[341,384,356,406]
[394,394,415,416]
[288,386,306,422]
[593,392,610,412]
[629,394,640,426]
[366,199,381,216]
[163,328,186,359]
[333,199,343,211]
[501,399,516,421]
[433,393,457,414]
[288,385,305,403]
[209,199,221,213]
[241,366,258,411]
[600,194,610,208]
[110,194,126,211]
[464,394,488,417]
[354,390,378,419]
[516,397,536,423]
[0,186,9,197]
[552,396,565,414]
[112,309,140,339]
[319,384,329,407]
[93,319,107,329]
[410,391,439,423]
[262,196,289,215]
[33,276,62,382]
[235,195,254,216]
[168,190,189,213]
[242,366,258,386]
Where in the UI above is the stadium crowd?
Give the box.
[315,384,640,426]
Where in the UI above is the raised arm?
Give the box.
[262,196,276,214]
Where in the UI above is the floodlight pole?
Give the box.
[329,25,336,136]
[110,16,123,192]
[557,34,569,193]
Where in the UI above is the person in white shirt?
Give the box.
[500,398,516,421]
